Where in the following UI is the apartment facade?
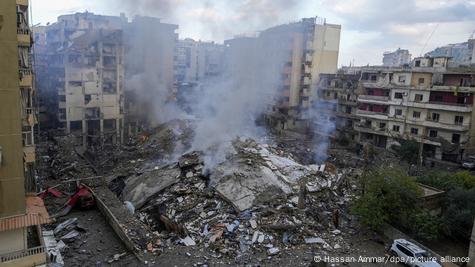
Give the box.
[175,38,224,83]
[35,13,127,147]
[269,18,341,130]
[317,73,360,140]
[383,48,412,67]
[0,0,51,266]
[353,56,475,161]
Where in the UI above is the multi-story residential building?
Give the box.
[425,39,475,67]
[239,17,340,130]
[317,73,360,141]
[354,56,475,162]
[175,38,224,83]
[123,16,178,137]
[383,48,412,67]
[0,0,51,265]
[35,12,127,147]
[35,13,179,144]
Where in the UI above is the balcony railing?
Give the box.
[428,101,472,107]
[0,246,45,263]
[358,95,389,101]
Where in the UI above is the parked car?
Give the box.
[389,239,441,267]
[462,156,475,169]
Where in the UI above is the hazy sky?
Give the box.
[31,0,475,66]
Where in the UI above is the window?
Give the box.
[398,76,406,83]
[413,111,421,118]
[415,60,421,67]
[429,130,438,138]
[84,94,91,104]
[392,125,400,132]
[414,94,423,102]
[418,78,425,85]
[379,122,386,129]
[396,245,414,257]
[345,106,352,114]
[395,109,403,116]
[455,116,464,125]
[411,128,419,135]
[431,113,440,122]
[452,134,460,144]
[370,75,377,81]
[367,89,374,95]
[70,121,82,131]
[394,92,403,99]
[59,95,66,102]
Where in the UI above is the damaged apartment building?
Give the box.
[175,38,224,83]
[231,17,341,130]
[35,13,179,146]
[0,0,51,266]
[320,56,475,162]
[35,12,126,147]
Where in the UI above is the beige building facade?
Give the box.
[0,1,50,266]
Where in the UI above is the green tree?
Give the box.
[391,140,419,164]
[408,209,441,240]
[352,168,422,230]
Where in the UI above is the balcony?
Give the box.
[424,119,469,131]
[17,29,31,46]
[23,145,35,163]
[16,0,29,6]
[22,108,36,127]
[302,76,311,85]
[358,95,389,103]
[301,88,311,97]
[431,85,475,93]
[426,101,473,112]
[19,69,32,87]
[356,109,389,120]
[0,246,46,266]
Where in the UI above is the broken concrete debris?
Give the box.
[105,136,357,262]
[38,121,360,265]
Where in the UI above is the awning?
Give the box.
[0,196,52,232]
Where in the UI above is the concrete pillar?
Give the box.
[435,147,442,160]
[469,218,475,267]
[100,119,104,146]
[82,120,87,148]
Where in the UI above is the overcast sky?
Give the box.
[31,0,475,66]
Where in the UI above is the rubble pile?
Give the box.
[115,137,359,263]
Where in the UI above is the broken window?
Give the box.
[85,107,100,119]
[84,94,91,104]
[452,133,460,144]
[412,111,421,118]
[418,78,425,85]
[379,122,386,129]
[69,81,82,87]
[414,94,423,102]
[429,130,437,138]
[411,128,419,135]
[398,76,406,83]
[70,121,82,131]
[454,115,464,125]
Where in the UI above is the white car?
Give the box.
[389,239,441,267]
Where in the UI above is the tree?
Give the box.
[391,140,419,164]
[352,168,422,230]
